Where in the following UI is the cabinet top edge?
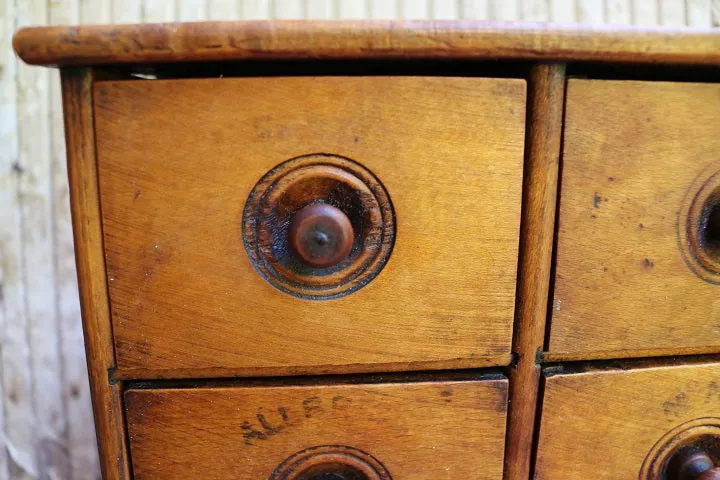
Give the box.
[12,20,720,68]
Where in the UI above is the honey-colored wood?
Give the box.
[503,63,566,480]
[94,76,525,379]
[60,68,130,480]
[125,377,509,479]
[535,362,720,480]
[549,80,720,359]
[10,15,720,480]
[12,20,720,67]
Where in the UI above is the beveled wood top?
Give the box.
[13,20,720,67]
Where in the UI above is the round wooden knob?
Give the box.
[672,451,720,480]
[698,468,720,480]
[296,465,370,480]
[289,203,354,268]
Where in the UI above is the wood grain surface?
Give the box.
[535,361,720,479]
[50,4,101,479]
[5,2,719,479]
[13,20,720,67]
[503,63,566,480]
[548,79,720,360]
[94,76,525,379]
[61,68,131,480]
[125,377,509,479]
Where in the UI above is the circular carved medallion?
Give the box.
[243,154,395,300]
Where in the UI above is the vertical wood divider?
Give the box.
[503,62,566,480]
[60,67,131,480]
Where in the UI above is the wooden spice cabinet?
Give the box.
[13,21,720,480]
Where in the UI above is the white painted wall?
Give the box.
[0,0,717,478]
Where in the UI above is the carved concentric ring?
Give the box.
[678,162,720,285]
[640,418,720,480]
[269,445,392,480]
[243,154,395,300]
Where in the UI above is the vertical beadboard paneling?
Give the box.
[713,0,720,26]
[578,0,604,22]
[367,0,393,17]
[520,0,551,20]
[551,0,577,21]
[1,0,30,478]
[112,0,142,22]
[400,0,430,17]
[16,0,63,479]
[178,0,208,20]
[432,0,458,18]
[336,0,367,18]
[143,0,176,21]
[686,0,711,26]
[490,0,520,19]
[4,1,713,479]
[242,0,271,18]
[0,4,8,478]
[272,0,304,18]
[660,0,687,23]
[305,0,334,17]
[633,0,660,24]
[460,0,489,18]
[607,0,632,23]
[80,0,110,23]
[368,0,395,17]
[208,0,241,18]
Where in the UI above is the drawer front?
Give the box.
[125,377,508,479]
[94,76,526,377]
[535,362,720,479]
[550,79,720,359]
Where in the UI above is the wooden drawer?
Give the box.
[549,80,720,360]
[125,376,508,479]
[94,76,526,378]
[535,361,720,479]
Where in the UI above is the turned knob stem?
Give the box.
[673,451,720,480]
[697,468,720,480]
[289,203,354,268]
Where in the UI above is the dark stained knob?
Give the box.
[289,203,354,268]
[671,451,720,480]
[307,474,348,480]
[698,468,720,480]
[303,469,365,480]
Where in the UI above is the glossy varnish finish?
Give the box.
[12,20,720,67]
[61,68,130,480]
[535,362,720,480]
[125,377,509,479]
[548,80,720,360]
[94,76,526,378]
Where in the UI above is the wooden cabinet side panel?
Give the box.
[60,67,130,480]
